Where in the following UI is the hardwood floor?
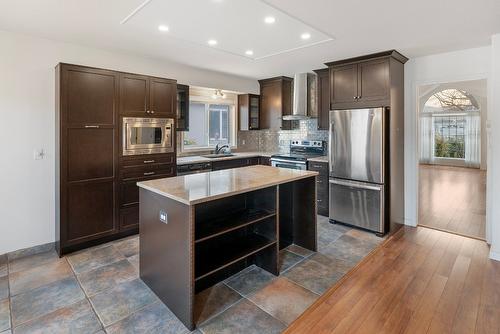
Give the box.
[419,164,486,240]
[285,226,499,334]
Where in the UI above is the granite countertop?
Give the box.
[307,156,329,163]
[137,165,318,205]
[176,152,275,165]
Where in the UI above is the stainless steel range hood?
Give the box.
[283,73,317,120]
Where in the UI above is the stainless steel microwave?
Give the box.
[122,117,174,156]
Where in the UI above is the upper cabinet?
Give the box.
[258,76,294,130]
[120,74,176,117]
[176,84,189,131]
[238,94,260,130]
[313,68,330,130]
[326,50,408,110]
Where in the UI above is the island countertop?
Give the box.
[137,165,318,205]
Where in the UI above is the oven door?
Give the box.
[123,118,174,156]
[270,158,307,170]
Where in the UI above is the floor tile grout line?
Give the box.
[67,256,106,333]
[196,286,246,328]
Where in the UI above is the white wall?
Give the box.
[404,46,491,233]
[489,34,500,261]
[0,30,259,255]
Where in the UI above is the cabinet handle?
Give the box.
[146,110,150,114]
[84,125,99,128]
[143,172,155,176]
[143,160,155,164]
[317,199,323,203]
[151,110,155,114]
[312,164,323,169]
[317,180,323,183]
[353,96,357,100]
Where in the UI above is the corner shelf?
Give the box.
[195,208,276,243]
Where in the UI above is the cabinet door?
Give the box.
[120,73,149,116]
[316,70,330,130]
[60,65,119,247]
[330,64,358,105]
[357,59,390,103]
[259,82,282,130]
[249,95,260,130]
[238,94,250,131]
[150,78,176,117]
[176,84,189,131]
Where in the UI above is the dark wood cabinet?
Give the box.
[329,64,358,105]
[120,73,176,117]
[238,94,260,130]
[259,156,271,166]
[176,84,189,131]
[56,63,177,256]
[150,77,176,117]
[326,51,405,109]
[313,68,330,130]
[307,161,329,216]
[258,77,294,130]
[212,157,260,171]
[56,64,120,254]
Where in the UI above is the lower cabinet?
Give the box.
[119,154,176,231]
[212,157,260,171]
[307,161,329,217]
[259,156,271,166]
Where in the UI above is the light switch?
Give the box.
[34,148,45,160]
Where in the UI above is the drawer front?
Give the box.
[212,158,258,171]
[308,161,328,175]
[121,164,175,180]
[121,154,175,168]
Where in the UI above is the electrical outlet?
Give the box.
[34,148,45,160]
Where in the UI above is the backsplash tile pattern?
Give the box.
[238,118,328,153]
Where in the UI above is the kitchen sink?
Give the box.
[201,153,235,158]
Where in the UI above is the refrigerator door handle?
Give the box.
[328,120,334,174]
[329,179,383,191]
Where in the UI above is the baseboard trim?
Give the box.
[490,250,500,262]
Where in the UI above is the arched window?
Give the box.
[420,89,480,167]
[423,89,479,113]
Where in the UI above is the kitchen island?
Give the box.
[137,165,318,330]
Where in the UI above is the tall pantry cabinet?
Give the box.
[55,63,177,256]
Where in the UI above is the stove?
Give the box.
[271,140,326,170]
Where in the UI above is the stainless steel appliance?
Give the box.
[176,162,212,176]
[328,107,387,235]
[271,140,325,170]
[122,117,174,156]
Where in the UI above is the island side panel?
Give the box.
[139,188,195,330]
[292,176,317,251]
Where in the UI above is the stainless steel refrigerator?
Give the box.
[328,107,387,235]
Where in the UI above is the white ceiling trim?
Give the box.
[120,0,153,25]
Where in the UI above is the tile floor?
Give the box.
[0,216,384,334]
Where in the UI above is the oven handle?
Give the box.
[270,158,307,164]
[329,179,383,191]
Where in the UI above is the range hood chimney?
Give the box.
[283,73,316,121]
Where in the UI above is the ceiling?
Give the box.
[0,0,499,80]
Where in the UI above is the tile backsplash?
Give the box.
[237,118,328,153]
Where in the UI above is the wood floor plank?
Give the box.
[285,227,498,334]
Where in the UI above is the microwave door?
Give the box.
[329,108,385,184]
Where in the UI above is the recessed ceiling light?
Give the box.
[301,33,311,40]
[245,50,254,56]
[158,25,169,32]
[207,39,218,46]
[264,16,276,24]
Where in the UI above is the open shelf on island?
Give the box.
[195,232,276,281]
[195,208,276,243]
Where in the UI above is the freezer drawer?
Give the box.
[329,178,385,234]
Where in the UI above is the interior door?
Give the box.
[329,108,385,183]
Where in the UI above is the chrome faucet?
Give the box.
[214,144,229,154]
